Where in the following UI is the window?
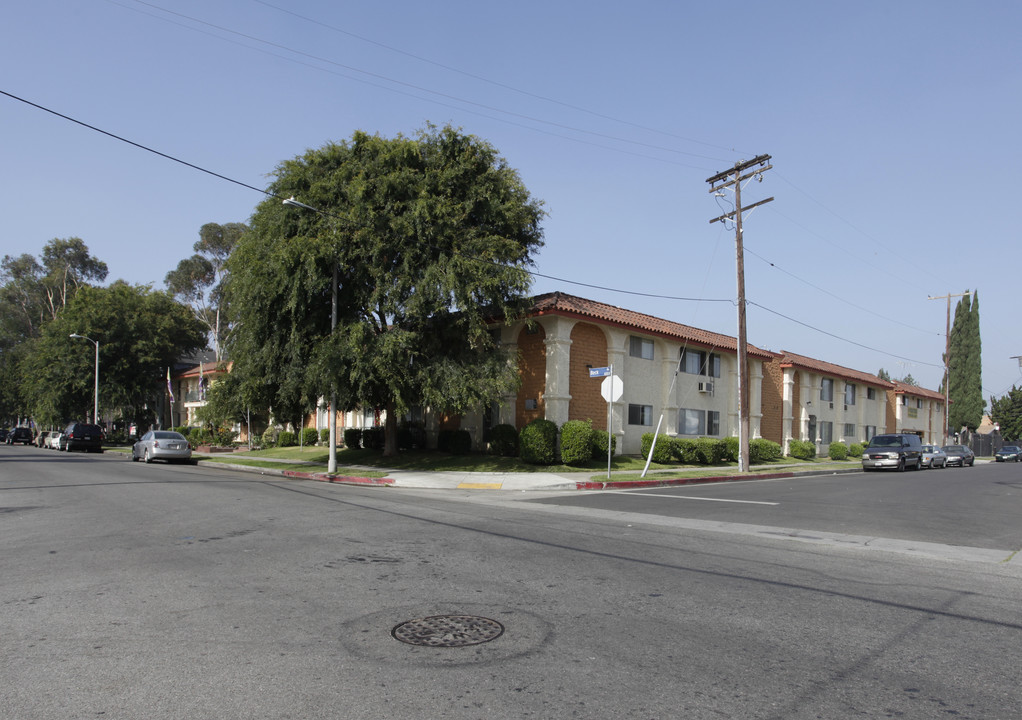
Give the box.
[819,421,833,444]
[844,423,855,438]
[820,378,834,402]
[916,399,922,409]
[679,409,704,435]
[864,425,877,442]
[681,349,721,377]
[867,387,876,400]
[678,409,721,436]
[901,396,908,405]
[629,336,654,360]
[628,404,653,426]
[844,383,856,406]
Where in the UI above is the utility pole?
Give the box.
[707,155,773,473]
[928,291,970,444]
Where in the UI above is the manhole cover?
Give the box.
[391,615,505,648]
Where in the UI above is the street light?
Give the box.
[283,196,339,475]
[69,333,99,424]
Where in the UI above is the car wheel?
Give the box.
[143,448,152,464]
[131,451,139,462]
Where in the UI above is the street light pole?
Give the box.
[69,333,99,424]
[283,197,338,475]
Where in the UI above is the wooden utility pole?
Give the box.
[707,155,773,472]
[928,290,970,444]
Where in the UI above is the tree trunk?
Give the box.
[383,401,399,457]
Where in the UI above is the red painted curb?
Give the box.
[577,471,795,490]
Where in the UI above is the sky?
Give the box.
[3,0,1021,403]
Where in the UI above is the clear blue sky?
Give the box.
[3,1,1020,404]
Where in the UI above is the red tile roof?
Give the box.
[892,380,945,401]
[528,292,773,358]
[777,350,894,388]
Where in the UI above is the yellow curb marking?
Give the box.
[457,482,503,490]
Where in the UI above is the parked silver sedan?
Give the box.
[132,430,193,464]
[920,444,947,468]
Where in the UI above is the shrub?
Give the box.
[320,428,330,444]
[173,426,191,436]
[398,421,426,450]
[261,428,277,448]
[694,437,727,464]
[437,429,472,454]
[591,428,616,458]
[211,426,237,447]
[849,442,864,457]
[488,424,519,457]
[560,420,595,467]
[343,428,362,449]
[721,436,740,462]
[749,438,782,464]
[189,427,211,446]
[673,438,698,464]
[301,427,319,447]
[520,418,558,465]
[641,433,675,464]
[363,427,385,450]
[277,430,296,447]
[828,442,848,460]
[788,439,816,460]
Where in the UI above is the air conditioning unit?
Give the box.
[698,381,714,393]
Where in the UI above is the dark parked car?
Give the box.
[994,445,1022,462]
[61,422,104,453]
[0,428,7,443]
[7,427,34,445]
[861,433,924,471]
[942,444,975,467]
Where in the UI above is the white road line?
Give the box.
[602,490,778,505]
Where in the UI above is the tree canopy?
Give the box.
[165,221,246,361]
[990,386,1022,442]
[226,125,545,455]
[947,291,984,431]
[23,282,206,430]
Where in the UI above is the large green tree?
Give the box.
[947,291,984,431]
[990,386,1022,442]
[226,125,545,456]
[24,282,205,430]
[165,222,247,361]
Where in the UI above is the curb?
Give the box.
[578,466,864,491]
[197,460,395,487]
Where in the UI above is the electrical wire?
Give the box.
[0,87,949,373]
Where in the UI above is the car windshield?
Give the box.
[153,431,186,440]
[869,436,902,448]
[1000,446,1020,452]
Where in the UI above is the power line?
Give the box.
[1,88,945,373]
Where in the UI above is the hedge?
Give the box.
[641,433,675,464]
[300,427,318,446]
[828,442,848,460]
[277,430,296,447]
[488,423,519,457]
[520,418,558,465]
[343,428,362,449]
[749,438,782,463]
[437,429,472,455]
[788,439,816,460]
[560,420,595,467]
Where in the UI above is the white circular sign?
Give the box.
[600,375,624,402]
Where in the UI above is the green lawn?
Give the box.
[195,445,859,480]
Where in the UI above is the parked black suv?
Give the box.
[61,422,104,453]
[6,427,34,445]
[861,433,923,471]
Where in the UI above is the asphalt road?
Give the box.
[2,445,1021,719]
